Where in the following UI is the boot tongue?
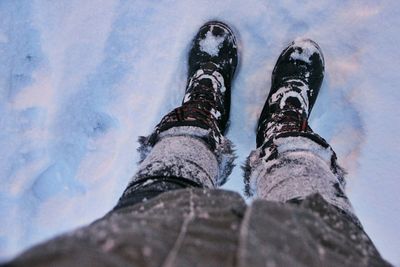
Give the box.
[201,61,219,72]
[261,109,310,142]
[198,78,214,88]
[282,96,303,110]
[262,83,311,142]
[269,80,310,116]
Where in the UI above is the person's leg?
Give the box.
[238,39,392,267]
[244,39,358,223]
[2,22,243,267]
[115,21,238,210]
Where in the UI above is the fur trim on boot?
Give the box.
[137,126,236,187]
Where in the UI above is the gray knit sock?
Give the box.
[244,134,356,219]
[135,126,235,188]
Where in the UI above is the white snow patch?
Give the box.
[270,81,309,113]
[290,38,321,64]
[199,30,224,56]
[210,108,221,119]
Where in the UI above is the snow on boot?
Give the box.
[256,38,324,147]
[135,21,238,188]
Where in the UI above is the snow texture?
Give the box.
[290,38,323,64]
[199,28,225,57]
[0,0,399,265]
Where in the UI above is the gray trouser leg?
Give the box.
[245,134,356,219]
[135,131,219,188]
[115,126,235,209]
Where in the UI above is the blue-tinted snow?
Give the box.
[0,0,399,265]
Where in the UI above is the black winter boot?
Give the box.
[137,21,238,187]
[245,39,347,205]
[154,21,238,142]
[256,39,324,147]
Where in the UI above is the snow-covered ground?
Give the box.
[1,0,399,265]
